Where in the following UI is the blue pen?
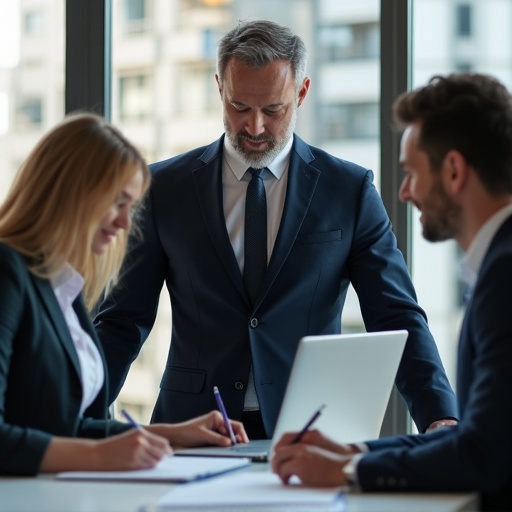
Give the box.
[291,404,326,444]
[121,408,144,431]
[213,386,237,444]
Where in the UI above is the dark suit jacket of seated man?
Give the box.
[271,72,512,512]
[94,19,457,438]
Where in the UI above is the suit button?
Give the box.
[376,477,384,487]
[387,477,396,487]
[250,318,259,328]
[235,381,244,390]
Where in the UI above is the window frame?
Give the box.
[65,0,413,436]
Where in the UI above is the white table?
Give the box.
[0,464,479,512]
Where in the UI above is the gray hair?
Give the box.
[217,20,308,89]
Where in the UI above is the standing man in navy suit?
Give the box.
[95,20,456,439]
[273,72,512,511]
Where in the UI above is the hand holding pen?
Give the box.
[291,404,326,443]
[120,408,174,460]
[213,386,238,444]
[121,408,144,430]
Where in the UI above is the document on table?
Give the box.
[153,471,346,511]
[56,455,251,483]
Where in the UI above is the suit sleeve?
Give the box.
[78,417,132,438]
[94,188,168,403]
[348,171,457,432]
[0,249,52,475]
[356,247,512,493]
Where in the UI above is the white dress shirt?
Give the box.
[222,135,293,410]
[51,264,105,417]
[459,202,512,291]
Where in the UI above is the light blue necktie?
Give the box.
[244,168,267,306]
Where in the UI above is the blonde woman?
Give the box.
[0,113,247,475]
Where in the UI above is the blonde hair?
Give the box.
[0,112,150,310]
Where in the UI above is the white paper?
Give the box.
[56,455,251,482]
[156,471,345,510]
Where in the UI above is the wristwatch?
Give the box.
[342,454,363,490]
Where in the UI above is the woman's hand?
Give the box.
[40,428,172,472]
[92,428,172,470]
[147,410,249,448]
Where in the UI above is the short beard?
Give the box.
[422,180,461,242]
[225,109,297,169]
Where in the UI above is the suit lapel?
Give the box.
[31,274,82,381]
[257,136,320,304]
[193,136,249,303]
[192,135,321,309]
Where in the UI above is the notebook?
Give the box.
[175,330,408,462]
[154,471,346,511]
[56,455,251,483]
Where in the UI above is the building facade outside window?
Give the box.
[15,97,43,128]
[119,73,153,121]
[0,0,64,203]
[4,0,510,427]
[121,0,150,35]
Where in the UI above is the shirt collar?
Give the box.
[460,203,512,288]
[223,134,293,181]
[50,263,84,309]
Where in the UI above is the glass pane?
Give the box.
[0,0,65,204]
[111,0,381,421]
[411,0,512,387]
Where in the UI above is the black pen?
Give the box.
[291,404,326,444]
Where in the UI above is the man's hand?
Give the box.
[273,429,362,456]
[272,441,353,487]
[426,419,458,432]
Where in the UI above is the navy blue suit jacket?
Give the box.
[95,135,456,436]
[0,243,130,475]
[359,216,512,511]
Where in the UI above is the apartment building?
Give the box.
[2,0,509,421]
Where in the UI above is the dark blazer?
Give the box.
[358,216,512,511]
[95,134,457,435]
[0,243,130,475]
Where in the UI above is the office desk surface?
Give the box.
[0,465,479,512]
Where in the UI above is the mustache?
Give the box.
[238,132,272,143]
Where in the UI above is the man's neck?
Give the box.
[457,195,512,251]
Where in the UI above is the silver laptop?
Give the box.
[175,330,408,462]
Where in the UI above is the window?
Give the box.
[175,63,218,116]
[455,61,473,72]
[318,22,379,61]
[456,4,472,37]
[319,102,378,140]
[15,97,43,128]
[119,74,153,120]
[0,0,64,202]
[410,0,512,388]
[110,0,381,424]
[121,0,150,35]
[24,11,46,36]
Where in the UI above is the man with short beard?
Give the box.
[273,71,512,512]
[95,20,457,440]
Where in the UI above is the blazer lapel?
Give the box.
[257,136,321,304]
[193,136,249,303]
[31,275,82,381]
[192,135,321,309]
